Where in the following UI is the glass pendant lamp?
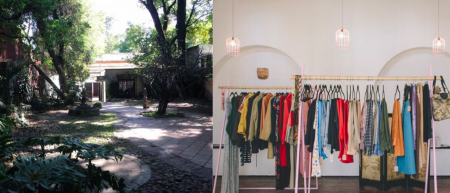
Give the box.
[433,0,445,56]
[226,0,240,56]
[336,0,349,50]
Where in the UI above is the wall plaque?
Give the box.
[257,68,269,79]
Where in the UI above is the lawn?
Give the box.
[10,111,126,157]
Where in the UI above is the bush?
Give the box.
[106,81,119,100]
[93,102,102,109]
[1,136,129,193]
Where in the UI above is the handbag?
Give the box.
[432,76,450,121]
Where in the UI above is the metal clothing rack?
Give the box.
[289,70,439,193]
[213,83,317,192]
[214,67,440,193]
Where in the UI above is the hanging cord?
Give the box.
[438,0,440,37]
[342,0,344,29]
[232,0,235,38]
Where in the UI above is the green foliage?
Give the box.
[186,13,213,47]
[0,115,15,161]
[25,137,60,158]
[0,155,85,193]
[5,136,129,193]
[106,81,119,100]
[141,111,181,118]
[118,23,146,53]
[93,102,102,109]
[0,61,33,116]
[104,16,120,53]
[65,82,82,105]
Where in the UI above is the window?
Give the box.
[118,79,135,98]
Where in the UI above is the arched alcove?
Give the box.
[212,45,301,176]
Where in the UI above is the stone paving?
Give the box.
[102,102,212,181]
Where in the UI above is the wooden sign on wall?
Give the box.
[257,68,269,79]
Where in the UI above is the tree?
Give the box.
[31,0,104,99]
[137,0,212,115]
[104,16,119,53]
[118,23,146,53]
[0,0,104,100]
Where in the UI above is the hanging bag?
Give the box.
[432,76,450,121]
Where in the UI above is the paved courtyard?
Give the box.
[102,102,212,180]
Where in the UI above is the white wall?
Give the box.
[213,0,450,176]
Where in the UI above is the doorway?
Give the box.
[118,79,135,98]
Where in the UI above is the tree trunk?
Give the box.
[157,94,169,115]
[31,63,65,99]
[177,0,187,57]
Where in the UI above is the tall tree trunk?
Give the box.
[31,63,65,99]
[157,96,169,115]
[177,0,187,57]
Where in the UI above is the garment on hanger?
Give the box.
[392,99,405,156]
[319,99,328,160]
[231,95,244,146]
[237,93,255,139]
[347,100,359,155]
[360,101,367,151]
[423,83,432,142]
[339,99,354,163]
[311,100,321,176]
[397,98,416,174]
[248,92,265,142]
[380,98,393,153]
[221,95,240,193]
[299,99,311,178]
[225,95,237,142]
[373,100,384,156]
[412,85,417,150]
[328,98,339,154]
[305,99,317,152]
[363,99,374,156]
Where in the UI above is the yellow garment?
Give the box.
[237,93,254,140]
[391,99,405,156]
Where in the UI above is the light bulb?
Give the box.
[437,40,442,47]
[339,32,344,38]
[230,40,236,46]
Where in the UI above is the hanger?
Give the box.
[382,85,385,99]
[394,85,401,100]
[376,85,380,102]
[356,85,360,101]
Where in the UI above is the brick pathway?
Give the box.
[102,102,212,180]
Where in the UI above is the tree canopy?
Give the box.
[0,0,105,99]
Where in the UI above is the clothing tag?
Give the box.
[330,154,334,163]
[408,106,411,111]
[394,166,398,172]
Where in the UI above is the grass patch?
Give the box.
[41,113,118,144]
[141,111,184,118]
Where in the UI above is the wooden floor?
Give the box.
[214,176,450,193]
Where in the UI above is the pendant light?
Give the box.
[226,0,240,56]
[336,0,349,50]
[433,0,445,56]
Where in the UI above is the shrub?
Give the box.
[1,136,130,193]
[106,81,119,100]
[93,102,102,109]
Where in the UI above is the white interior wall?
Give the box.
[213,0,450,176]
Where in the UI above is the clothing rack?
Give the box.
[289,75,441,81]
[214,70,439,193]
[291,73,439,193]
[218,86,295,89]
